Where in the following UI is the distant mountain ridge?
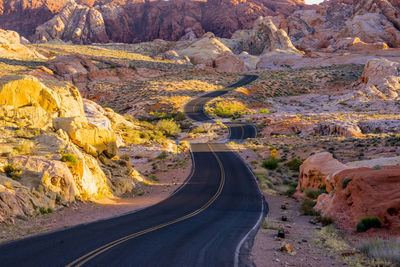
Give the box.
[0,0,307,43]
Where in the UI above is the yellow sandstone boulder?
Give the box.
[53,116,117,158]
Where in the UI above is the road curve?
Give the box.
[0,75,267,267]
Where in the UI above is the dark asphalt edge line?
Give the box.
[233,153,269,267]
[230,123,269,267]
[0,149,197,249]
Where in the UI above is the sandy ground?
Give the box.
[0,157,192,244]
[251,194,342,267]
[234,146,342,266]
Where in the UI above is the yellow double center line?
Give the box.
[66,144,225,267]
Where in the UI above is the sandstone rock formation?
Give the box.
[358,58,400,99]
[34,1,109,44]
[316,165,400,234]
[0,74,139,222]
[297,152,348,192]
[177,32,233,67]
[299,152,400,233]
[1,0,307,44]
[0,29,45,59]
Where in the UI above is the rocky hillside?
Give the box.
[0,0,307,43]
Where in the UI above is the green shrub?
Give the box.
[317,216,334,226]
[359,239,400,265]
[39,207,53,215]
[304,187,326,199]
[356,217,382,232]
[4,164,22,180]
[157,151,168,160]
[342,178,352,189]
[284,186,297,197]
[60,153,78,166]
[286,157,303,171]
[259,108,270,114]
[213,101,248,119]
[262,157,279,170]
[174,112,186,121]
[156,119,181,136]
[301,199,320,216]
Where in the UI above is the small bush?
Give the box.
[286,157,303,171]
[262,157,279,170]
[213,101,248,119]
[284,186,297,197]
[39,207,53,215]
[356,217,382,232]
[14,140,34,154]
[174,112,186,121]
[60,153,78,166]
[4,164,22,180]
[359,239,400,265]
[157,151,168,160]
[259,108,270,114]
[342,178,352,189]
[317,216,334,226]
[301,199,320,216]
[304,187,326,199]
[156,119,181,136]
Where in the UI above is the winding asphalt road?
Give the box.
[0,75,267,267]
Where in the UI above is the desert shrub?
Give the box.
[317,216,334,226]
[262,157,279,170]
[174,112,186,121]
[14,140,34,154]
[359,239,400,265]
[4,164,22,180]
[284,186,297,197]
[39,207,53,215]
[304,187,326,199]
[301,199,320,216]
[156,119,181,136]
[156,151,168,160]
[60,153,78,166]
[286,157,303,171]
[356,217,382,232]
[342,178,352,189]
[213,101,248,119]
[259,108,270,114]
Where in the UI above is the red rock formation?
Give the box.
[316,166,400,234]
[0,0,307,43]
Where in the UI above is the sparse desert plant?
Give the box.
[301,199,320,216]
[4,164,22,180]
[317,216,334,226]
[286,157,303,171]
[157,151,168,160]
[156,119,181,136]
[304,187,326,199]
[284,186,297,197]
[39,207,53,215]
[14,140,34,154]
[359,239,400,265]
[356,217,382,232]
[342,178,352,189]
[60,153,78,166]
[262,157,279,170]
[259,108,270,114]
[213,101,248,119]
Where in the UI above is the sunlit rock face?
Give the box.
[0,28,46,59]
[1,0,307,44]
[358,58,400,100]
[299,152,400,234]
[0,75,134,223]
